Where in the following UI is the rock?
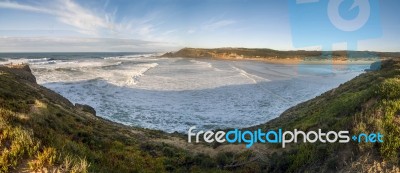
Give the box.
[1,64,37,83]
[366,61,381,71]
[161,52,174,57]
[75,103,96,116]
[19,64,33,73]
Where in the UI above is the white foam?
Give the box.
[33,59,158,88]
[190,59,213,68]
[0,58,29,65]
[103,53,158,60]
[0,57,52,65]
[27,57,50,62]
[114,63,158,86]
[27,56,369,133]
[230,65,268,83]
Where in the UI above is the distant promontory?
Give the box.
[162,47,399,64]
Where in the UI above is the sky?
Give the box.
[0,0,399,52]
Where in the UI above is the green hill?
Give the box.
[162,47,400,61]
[1,59,400,172]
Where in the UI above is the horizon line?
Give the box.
[1,47,400,54]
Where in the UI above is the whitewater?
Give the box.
[0,53,370,133]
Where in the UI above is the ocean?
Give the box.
[0,53,370,133]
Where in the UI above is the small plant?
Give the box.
[69,157,90,173]
[29,147,57,171]
[0,122,39,172]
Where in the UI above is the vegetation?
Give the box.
[0,65,237,172]
[0,65,266,172]
[162,47,400,60]
[250,59,400,172]
[1,58,400,172]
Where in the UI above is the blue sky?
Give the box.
[0,0,399,52]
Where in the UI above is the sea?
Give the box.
[0,52,371,133]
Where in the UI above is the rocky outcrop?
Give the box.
[75,103,96,116]
[0,64,74,108]
[0,64,36,83]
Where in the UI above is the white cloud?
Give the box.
[0,1,51,13]
[55,0,112,35]
[203,19,236,31]
[0,0,114,35]
[137,25,154,36]
[0,0,178,51]
[124,12,165,39]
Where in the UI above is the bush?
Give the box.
[379,100,400,163]
[0,126,39,172]
[377,78,400,99]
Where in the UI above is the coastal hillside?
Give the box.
[1,59,400,172]
[248,59,400,172]
[162,48,399,62]
[0,64,244,172]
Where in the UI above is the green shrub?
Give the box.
[0,126,39,172]
[379,100,400,162]
[377,78,400,99]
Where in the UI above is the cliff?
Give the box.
[1,60,400,172]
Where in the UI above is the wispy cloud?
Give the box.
[137,25,155,36]
[203,19,236,31]
[0,0,183,52]
[0,0,51,13]
[0,0,115,36]
[161,29,177,36]
[121,11,168,40]
[55,0,113,35]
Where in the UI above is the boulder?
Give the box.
[75,103,96,116]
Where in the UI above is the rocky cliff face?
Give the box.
[0,64,37,83]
